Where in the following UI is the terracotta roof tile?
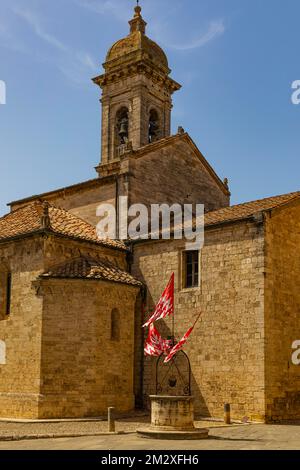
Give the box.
[205,191,300,227]
[0,201,127,251]
[41,256,142,287]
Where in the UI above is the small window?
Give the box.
[0,271,11,320]
[184,251,199,289]
[6,273,11,316]
[110,308,120,341]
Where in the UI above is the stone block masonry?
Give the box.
[264,201,300,421]
[132,220,266,422]
[0,234,139,419]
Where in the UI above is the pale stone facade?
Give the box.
[132,221,266,422]
[0,230,140,419]
[264,201,300,421]
[38,278,138,418]
[0,5,300,422]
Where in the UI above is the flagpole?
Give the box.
[164,312,203,364]
[172,273,175,346]
[172,306,175,346]
[192,312,202,329]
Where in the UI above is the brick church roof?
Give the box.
[0,201,126,251]
[40,256,142,287]
[205,191,300,227]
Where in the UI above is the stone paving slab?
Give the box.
[0,417,234,441]
[0,424,299,450]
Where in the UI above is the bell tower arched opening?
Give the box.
[115,107,129,157]
[148,109,160,144]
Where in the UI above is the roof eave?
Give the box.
[36,276,142,289]
[7,176,117,209]
[0,228,128,253]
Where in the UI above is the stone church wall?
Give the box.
[56,183,116,228]
[0,234,131,418]
[38,279,139,418]
[129,139,229,213]
[131,220,266,422]
[264,201,300,421]
[43,235,128,273]
[0,237,44,418]
[10,180,116,228]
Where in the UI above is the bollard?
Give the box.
[108,407,115,433]
[224,403,231,425]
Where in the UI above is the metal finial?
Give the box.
[134,0,142,18]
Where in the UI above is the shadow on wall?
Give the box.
[131,254,210,417]
[138,300,210,418]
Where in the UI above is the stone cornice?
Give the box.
[92,59,181,94]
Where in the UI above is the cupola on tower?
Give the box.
[93,4,181,177]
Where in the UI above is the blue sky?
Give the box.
[0,0,299,215]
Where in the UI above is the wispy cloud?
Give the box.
[74,0,225,53]
[76,52,98,70]
[167,19,225,51]
[0,19,29,54]
[8,5,98,84]
[74,0,132,22]
[13,7,67,52]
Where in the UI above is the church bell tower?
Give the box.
[93,4,181,177]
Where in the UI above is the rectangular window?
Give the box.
[0,272,11,320]
[184,251,199,289]
[6,273,11,316]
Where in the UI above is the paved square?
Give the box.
[0,425,300,450]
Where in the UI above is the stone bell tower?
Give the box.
[93,4,181,177]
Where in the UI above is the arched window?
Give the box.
[110,308,120,341]
[148,109,160,143]
[116,107,129,146]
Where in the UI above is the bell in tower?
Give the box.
[93,3,181,176]
[149,109,160,143]
[116,109,129,145]
[118,119,128,144]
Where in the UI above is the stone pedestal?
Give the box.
[138,396,209,440]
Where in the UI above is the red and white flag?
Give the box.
[164,314,202,364]
[144,324,172,357]
[164,326,194,363]
[143,273,174,328]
